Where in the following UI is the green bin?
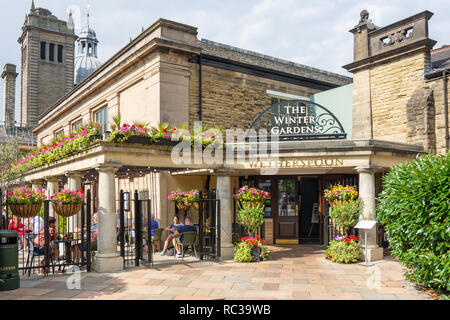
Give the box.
[0,230,20,291]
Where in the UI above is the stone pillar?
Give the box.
[356,166,383,262]
[216,172,234,259]
[1,64,18,130]
[94,164,123,272]
[45,177,60,217]
[66,172,83,231]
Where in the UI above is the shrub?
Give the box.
[237,202,265,236]
[325,235,360,263]
[233,235,269,262]
[377,152,450,293]
[329,198,363,235]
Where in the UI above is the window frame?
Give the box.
[71,119,84,132]
[93,107,108,134]
[57,45,63,63]
[40,41,46,60]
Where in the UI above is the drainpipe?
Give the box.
[444,70,449,152]
[198,54,203,122]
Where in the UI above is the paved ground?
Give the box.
[0,245,431,300]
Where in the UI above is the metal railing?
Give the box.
[1,190,93,276]
[0,121,37,146]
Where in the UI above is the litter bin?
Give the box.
[0,230,20,291]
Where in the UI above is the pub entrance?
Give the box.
[240,176,322,245]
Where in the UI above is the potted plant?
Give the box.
[233,235,269,262]
[151,123,182,146]
[51,189,85,217]
[6,187,46,218]
[324,185,358,208]
[88,123,103,142]
[236,202,265,237]
[325,235,360,263]
[110,122,152,145]
[167,189,200,211]
[233,186,270,208]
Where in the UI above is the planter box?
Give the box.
[125,135,151,145]
[89,134,102,142]
[153,139,180,147]
[251,246,261,262]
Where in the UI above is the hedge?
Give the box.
[377,152,450,293]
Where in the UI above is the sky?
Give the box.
[1,0,449,122]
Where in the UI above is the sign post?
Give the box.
[354,220,377,266]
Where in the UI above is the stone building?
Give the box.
[2,5,449,272]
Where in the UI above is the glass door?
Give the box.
[275,178,299,243]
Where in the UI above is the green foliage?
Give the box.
[233,237,269,262]
[329,199,363,234]
[325,239,360,263]
[237,202,265,236]
[233,242,253,262]
[377,152,450,293]
[0,138,27,191]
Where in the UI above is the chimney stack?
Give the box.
[2,64,18,130]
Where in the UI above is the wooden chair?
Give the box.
[175,231,197,261]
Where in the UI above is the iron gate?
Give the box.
[119,189,221,268]
[0,189,93,276]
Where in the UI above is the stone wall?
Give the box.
[370,52,429,142]
[427,77,450,155]
[189,64,320,131]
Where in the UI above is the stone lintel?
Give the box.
[214,168,236,176]
[65,171,84,178]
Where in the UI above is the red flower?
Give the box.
[79,188,84,194]
[343,238,350,242]
[245,241,249,245]
[262,240,266,244]
[328,253,332,259]
[349,235,359,242]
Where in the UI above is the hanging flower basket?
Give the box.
[53,203,82,217]
[242,201,265,208]
[51,189,85,217]
[9,204,42,218]
[176,202,189,211]
[6,187,46,218]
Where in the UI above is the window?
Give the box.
[94,107,108,134]
[40,42,46,60]
[49,43,55,61]
[72,120,83,132]
[57,45,63,63]
[271,97,287,105]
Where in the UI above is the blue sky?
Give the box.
[1,0,449,122]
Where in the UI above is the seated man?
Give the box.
[160,215,183,256]
[173,216,197,258]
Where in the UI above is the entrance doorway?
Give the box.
[299,178,320,244]
[275,178,299,244]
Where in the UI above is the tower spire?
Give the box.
[31,0,35,11]
[87,4,91,29]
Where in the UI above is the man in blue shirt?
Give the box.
[173,216,197,258]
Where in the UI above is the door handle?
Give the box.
[296,204,299,216]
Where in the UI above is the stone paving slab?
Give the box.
[0,245,432,300]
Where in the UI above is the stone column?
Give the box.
[66,172,83,231]
[356,166,383,262]
[45,177,60,218]
[94,164,123,272]
[216,172,234,259]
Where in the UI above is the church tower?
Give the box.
[18,1,77,128]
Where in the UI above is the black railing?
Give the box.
[1,189,93,276]
[323,200,358,245]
